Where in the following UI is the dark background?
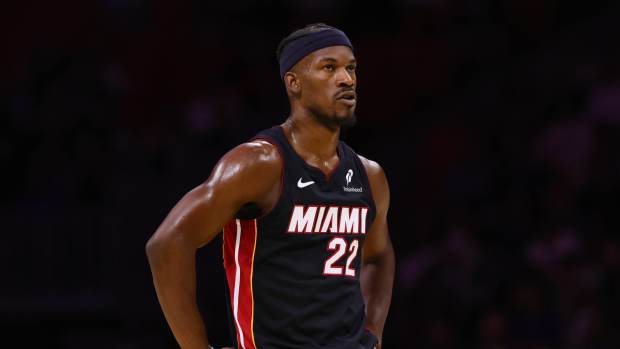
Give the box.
[2,0,620,348]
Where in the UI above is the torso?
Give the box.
[222,126,376,349]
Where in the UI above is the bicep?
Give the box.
[152,143,280,248]
[156,181,240,249]
[363,215,391,263]
[361,159,392,263]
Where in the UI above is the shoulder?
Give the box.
[357,154,390,209]
[227,139,280,161]
[197,139,283,208]
[207,139,282,190]
[218,139,282,171]
[357,154,386,184]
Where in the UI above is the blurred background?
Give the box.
[2,0,620,348]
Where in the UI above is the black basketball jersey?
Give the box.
[222,126,378,349]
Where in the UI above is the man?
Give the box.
[146,23,394,349]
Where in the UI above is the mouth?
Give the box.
[336,91,357,107]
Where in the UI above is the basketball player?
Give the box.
[146,23,395,349]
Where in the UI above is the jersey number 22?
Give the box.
[323,237,359,277]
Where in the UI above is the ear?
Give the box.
[284,72,301,96]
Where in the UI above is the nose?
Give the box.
[336,68,355,88]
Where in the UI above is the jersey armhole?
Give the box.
[250,135,285,219]
[356,154,377,214]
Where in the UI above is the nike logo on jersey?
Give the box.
[297,178,315,188]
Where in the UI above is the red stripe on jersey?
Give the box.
[223,219,257,349]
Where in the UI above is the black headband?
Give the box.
[278,28,353,79]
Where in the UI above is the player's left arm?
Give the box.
[359,156,395,349]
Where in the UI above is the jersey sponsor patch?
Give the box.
[287,205,368,234]
[343,168,363,192]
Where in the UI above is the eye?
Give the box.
[323,64,335,72]
[346,65,356,72]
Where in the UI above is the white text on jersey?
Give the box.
[287,205,369,234]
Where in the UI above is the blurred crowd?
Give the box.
[2,0,620,348]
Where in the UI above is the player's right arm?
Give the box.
[146,140,281,349]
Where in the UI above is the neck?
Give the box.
[282,107,341,167]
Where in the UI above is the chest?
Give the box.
[265,159,375,236]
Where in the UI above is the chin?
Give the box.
[336,112,357,128]
[313,107,357,129]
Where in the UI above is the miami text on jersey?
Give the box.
[287,205,369,234]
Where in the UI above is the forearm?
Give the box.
[147,236,211,349]
[361,242,395,343]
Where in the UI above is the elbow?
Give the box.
[146,235,165,263]
[146,229,194,264]
[364,240,395,266]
